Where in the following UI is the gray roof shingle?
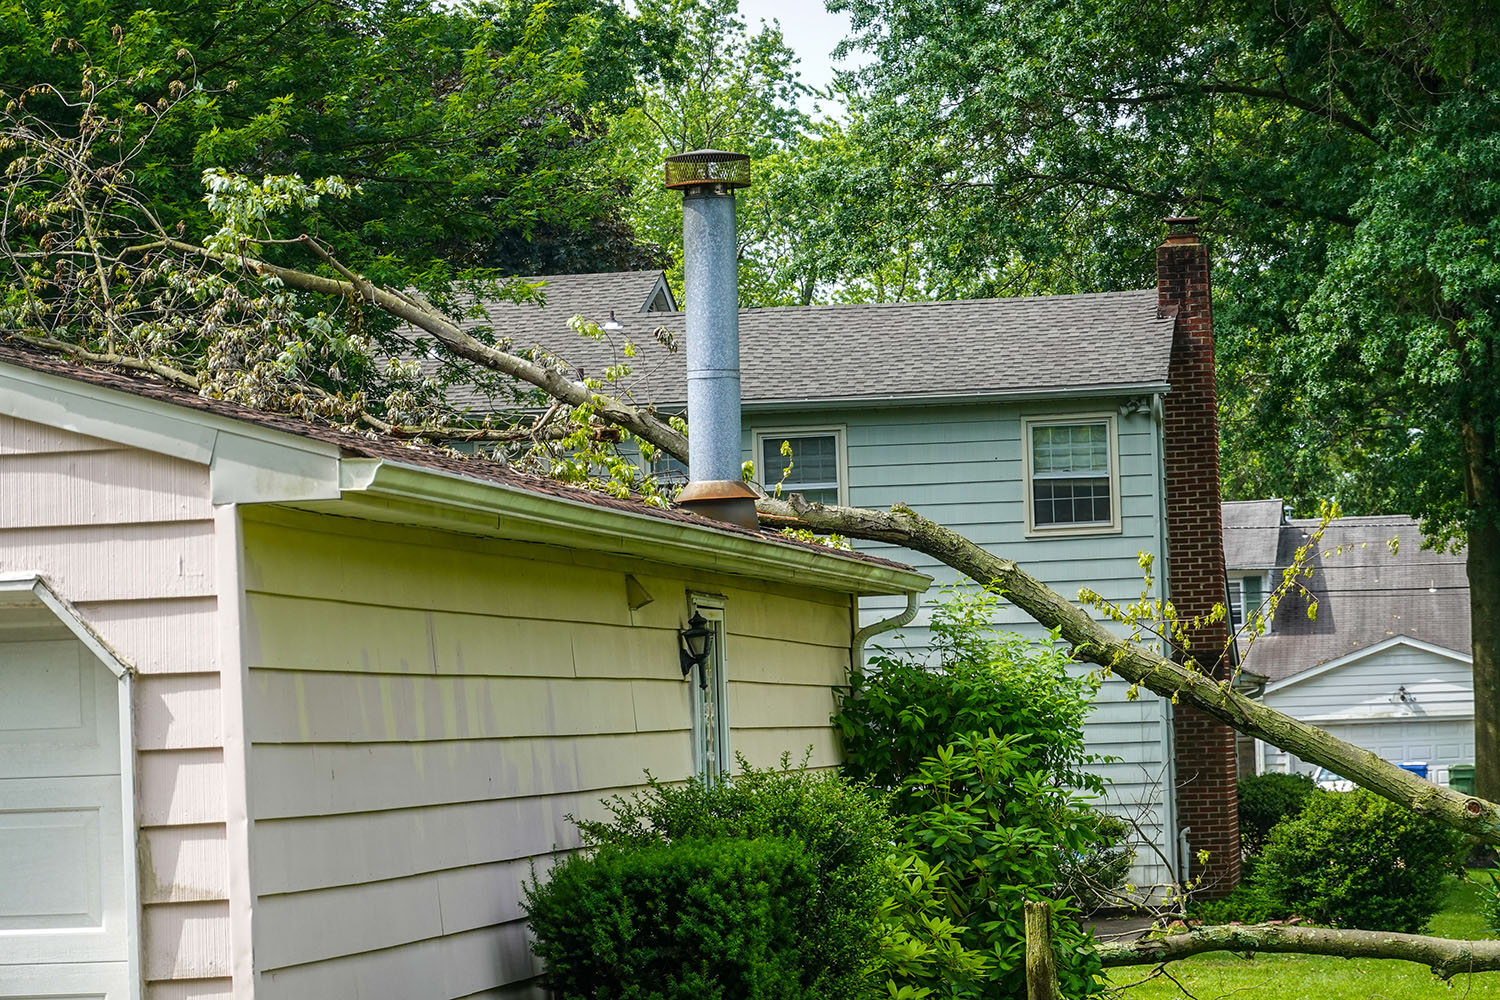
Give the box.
[1223,499,1287,569]
[441,272,1176,411]
[1227,510,1470,683]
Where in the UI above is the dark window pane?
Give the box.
[761,434,839,498]
[1032,477,1111,526]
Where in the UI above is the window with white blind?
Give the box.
[1023,415,1122,534]
[753,428,846,505]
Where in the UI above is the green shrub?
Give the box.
[894,732,1107,999]
[835,586,1104,794]
[525,836,817,999]
[1188,882,1282,925]
[1255,788,1467,932]
[573,756,895,999]
[1057,812,1136,914]
[1237,771,1317,855]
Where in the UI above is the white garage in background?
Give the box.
[0,574,139,1000]
[1256,635,1475,781]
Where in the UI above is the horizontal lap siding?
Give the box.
[0,415,232,996]
[747,402,1174,889]
[240,508,855,999]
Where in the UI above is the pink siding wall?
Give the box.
[0,415,232,996]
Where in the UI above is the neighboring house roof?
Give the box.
[0,340,926,591]
[437,272,1176,411]
[1224,501,1470,683]
[1262,634,1472,695]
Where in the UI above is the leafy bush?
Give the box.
[1057,812,1136,913]
[1188,881,1283,925]
[1237,771,1317,855]
[835,586,1104,794]
[525,836,818,1000]
[876,853,993,1000]
[1255,788,1467,932]
[573,756,895,999]
[893,732,1107,999]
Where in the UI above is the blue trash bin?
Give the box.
[1398,761,1429,779]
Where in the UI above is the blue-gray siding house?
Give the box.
[442,226,1238,896]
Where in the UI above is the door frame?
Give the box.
[0,571,141,1000]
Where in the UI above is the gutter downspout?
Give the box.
[852,591,920,673]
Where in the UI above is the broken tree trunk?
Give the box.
[1024,900,1062,1000]
[1096,923,1500,979]
[755,494,1500,844]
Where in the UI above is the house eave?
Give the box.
[633,381,1174,414]
[327,458,931,597]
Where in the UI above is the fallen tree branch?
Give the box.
[755,494,1500,843]
[1096,922,1500,979]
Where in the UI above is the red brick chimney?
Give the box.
[1158,217,1241,898]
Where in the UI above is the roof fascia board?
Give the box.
[0,362,342,503]
[338,458,931,596]
[0,572,133,677]
[1262,634,1473,694]
[642,273,677,312]
[1294,711,1474,724]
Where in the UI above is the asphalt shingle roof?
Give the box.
[1225,508,1470,683]
[442,272,1176,411]
[0,340,914,575]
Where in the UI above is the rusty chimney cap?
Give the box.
[664,149,752,190]
[1164,216,1201,242]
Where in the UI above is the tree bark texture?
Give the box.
[1096,922,1500,979]
[1463,418,1500,801]
[756,494,1500,843]
[1024,900,1061,1000]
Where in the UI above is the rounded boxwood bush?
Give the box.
[1237,771,1317,856]
[525,836,818,1000]
[1255,788,1466,932]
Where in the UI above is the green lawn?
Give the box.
[1100,876,1496,999]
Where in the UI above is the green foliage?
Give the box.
[1237,771,1318,856]
[1057,812,1135,914]
[894,733,1106,998]
[835,586,1104,795]
[524,836,819,1000]
[1255,789,1467,932]
[574,756,895,999]
[874,853,993,999]
[1186,881,1282,926]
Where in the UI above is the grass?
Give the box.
[1099,874,1496,999]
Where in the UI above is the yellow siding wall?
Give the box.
[239,506,854,1000]
[0,414,231,998]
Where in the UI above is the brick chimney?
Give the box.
[1158,217,1241,898]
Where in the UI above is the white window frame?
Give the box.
[1021,413,1123,537]
[751,425,849,505]
[687,592,730,781]
[1229,573,1271,631]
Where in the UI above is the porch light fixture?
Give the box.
[679,611,714,689]
[601,310,624,333]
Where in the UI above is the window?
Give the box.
[688,595,729,781]
[648,451,688,489]
[1228,575,1266,629]
[753,428,845,505]
[1023,416,1120,534]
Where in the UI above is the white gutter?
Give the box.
[335,458,931,597]
[635,381,1175,414]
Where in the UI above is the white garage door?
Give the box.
[0,635,132,999]
[1318,718,1475,773]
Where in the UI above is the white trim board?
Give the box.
[1263,634,1472,695]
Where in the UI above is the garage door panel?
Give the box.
[0,960,128,998]
[0,644,118,776]
[0,777,126,964]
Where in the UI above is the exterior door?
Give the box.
[0,636,131,999]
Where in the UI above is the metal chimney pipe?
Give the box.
[664,149,759,529]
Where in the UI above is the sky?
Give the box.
[735,0,866,107]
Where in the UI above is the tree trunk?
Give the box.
[756,494,1500,843]
[1024,900,1061,1000]
[1471,518,1500,802]
[1096,922,1500,979]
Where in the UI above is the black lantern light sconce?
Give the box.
[679,611,714,690]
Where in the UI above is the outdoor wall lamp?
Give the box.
[679,611,714,690]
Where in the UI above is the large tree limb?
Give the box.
[755,494,1500,844]
[1097,923,1500,979]
[154,237,692,462]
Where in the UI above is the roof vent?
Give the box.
[664,149,752,191]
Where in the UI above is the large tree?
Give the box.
[820,0,1500,797]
